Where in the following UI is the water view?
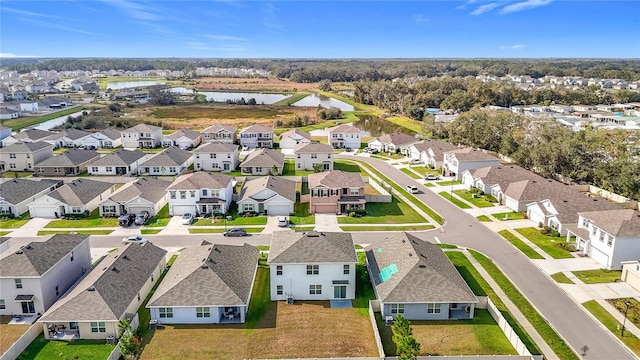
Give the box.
[170,87,291,104]
[351,115,416,137]
[292,93,354,111]
[106,81,166,90]
[32,111,85,131]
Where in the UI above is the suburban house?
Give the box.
[0,108,19,120]
[193,142,239,172]
[28,179,115,218]
[2,128,54,147]
[368,132,417,155]
[0,237,10,255]
[307,170,366,214]
[365,233,478,320]
[237,176,295,216]
[167,172,234,216]
[279,129,311,150]
[621,260,640,293]
[327,124,361,149]
[121,123,163,148]
[201,124,237,144]
[82,128,121,149]
[0,141,54,172]
[99,178,171,217]
[39,243,167,340]
[294,142,334,171]
[0,234,91,318]
[442,148,501,180]
[87,149,147,176]
[461,165,545,205]
[567,209,640,270]
[268,231,357,301]
[137,147,193,176]
[43,129,92,149]
[35,149,100,176]
[0,125,12,144]
[161,128,202,150]
[408,139,459,169]
[501,179,558,212]
[241,148,285,175]
[0,179,61,216]
[147,243,259,324]
[239,124,274,149]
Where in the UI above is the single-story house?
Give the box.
[161,128,202,150]
[87,149,147,176]
[237,176,295,215]
[368,132,417,155]
[35,149,100,176]
[43,129,92,149]
[99,177,171,217]
[408,139,459,169]
[2,128,54,147]
[240,148,285,175]
[82,128,122,149]
[0,178,61,216]
[29,179,115,218]
[279,129,311,150]
[137,147,193,176]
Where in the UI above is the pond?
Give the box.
[32,111,85,131]
[106,81,166,90]
[351,115,416,137]
[170,87,290,104]
[292,93,354,111]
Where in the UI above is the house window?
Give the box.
[54,167,61,173]
[309,285,322,295]
[391,304,404,314]
[196,154,200,159]
[227,154,230,158]
[350,188,359,196]
[15,279,22,289]
[196,307,210,318]
[276,285,283,295]
[71,207,82,214]
[9,163,15,169]
[169,167,176,173]
[581,218,589,228]
[9,154,15,159]
[103,206,116,215]
[91,322,106,333]
[427,303,442,314]
[37,167,44,173]
[180,191,186,199]
[591,226,597,235]
[55,285,59,297]
[91,167,98,172]
[276,265,283,275]
[242,204,254,212]
[297,163,301,169]
[210,190,220,197]
[138,293,141,301]
[255,167,262,173]
[321,189,328,197]
[202,189,208,196]
[169,191,176,199]
[0,299,5,310]
[212,163,219,169]
[343,264,350,275]
[159,308,173,318]
[607,236,613,247]
[0,206,11,214]
[190,191,196,198]
[599,231,605,242]
[311,154,317,159]
[306,265,319,275]
[153,167,160,173]
[311,189,319,197]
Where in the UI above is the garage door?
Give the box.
[171,205,196,216]
[589,246,610,268]
[314,204,337,214]
[30,206,59,218]
[267,205,290,215]
[127,206,154,216]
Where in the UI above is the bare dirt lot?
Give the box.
[185,77,318,92]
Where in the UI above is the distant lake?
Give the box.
[292,93,354,111]
[32,110,85,130]
[351,115,416,137]
[170,87,290,104]
[107,81,166,90]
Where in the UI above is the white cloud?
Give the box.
[0,53,40,58]
[500,0,553,14]
[470,2,500,15]
[413,14,431,23]
[106,0,163,21]
[499,44,527,50]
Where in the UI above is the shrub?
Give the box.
[239,211,258,217]
[556,242,576,252]
[485,194,498,203]
[541,226,560,237]
[0,213,16,220]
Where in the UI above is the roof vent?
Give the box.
[532,180,536,183]
[408,253,413,256]
[563,200,568,203]
[209,259,216,264]
[25,245,32,250]
[418,264,426,268]
[214,247,221,253]
[111,267,119,273]
[123,255,129,260]
[15,250,23,255]
[401,240,406,243]
[87,287,95,291]
[201,264,208,269]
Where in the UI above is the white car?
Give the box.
[406,185,419,194]
[181,213,194,225]
[122,236,148,245]
[277,216,288,227]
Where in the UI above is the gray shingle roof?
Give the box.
[122,123,162,133]
[35,149,99,167]
[148,243,259,307]
[60,128,92,140]
[472,165,544,191]
[40,242,166,322]
[90,149,145,166]
[365,233,478,304]
[241,124,274,134]
[194,142,238,153]
[13,129,54,141]
[48,179,113,205]
[279,129,311,142]
[377,132,417,147]
[201,124,237,133]
[446,147,499,162]
[1,141,53,153]
[0,178,61,204]
[238,176,296,203]
[413,139,459,159]
[139,147,192,167]
[241,148,285,169]
[166,128,201,140]
[579,209,640,237]
[268,230,357,264]
[329,124,360,134]
[294,142,334,153]
[98,128,121,140]
[308,170,365,189]
[108,178,171,204]
[168,172,233,191]
[0,234,89,277]
[542,187,621,224]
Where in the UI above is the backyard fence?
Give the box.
[106,344,122,360]
[0,323,42,360]
[485,298,534,358]
[363,177,392,203]
[368,300,386,358]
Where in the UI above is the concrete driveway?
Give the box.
[313,213,341,232]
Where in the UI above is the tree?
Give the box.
[117,318,141,360]
[313,163,324,173]
[148,86,176,106]
[392,314,421,360]
[318,79,332,91]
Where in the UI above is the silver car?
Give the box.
[122,236,149,245]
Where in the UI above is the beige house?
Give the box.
[193,142,239,172]
[0,141,54,172]
[239,125,274,149]
[121,124,163,148]
[241,148,285,175]
[307,170,366,214]
[294,143,334,171]
[279,129,311,150]
[201,124,237,144]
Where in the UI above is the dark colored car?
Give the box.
[223,228,248,237]
[118,213,135,227]
[135,211,150,225]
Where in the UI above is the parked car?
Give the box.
[362,147,370,153]
[277,216,288,227]
[425,174,441,180]
[118,213,135,227]
[223,228,248,237]
[134,211,150,225]
[406,185,419,194]
[181,213,194,225]
[410,159,423,165]
[242,145,249,151]
[122,236,148,245]
[345,147,353,152]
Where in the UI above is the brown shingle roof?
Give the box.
[238,176,296,203]
[579,209,640,237]
[446,147,499,161]
[241,148,285,168]
[168,171,233,190]
[329,124,360,134]
[308,170,365,189]
[241,124,274,134]
[294,142,334,153]
[268,231,357,264]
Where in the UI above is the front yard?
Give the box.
[45,209,119,228]
[17,335,115,360]
[453,190,496,208]
[439,191,472,209]
[192,215,267,226]
[0,213,31,229]
[289,202,315,226]
[337,197,427,224]
[514,227,574,259]
[492,211,527,221]
[572,269,621,284]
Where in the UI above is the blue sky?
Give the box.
[1,1,639,58]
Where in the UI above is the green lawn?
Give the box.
[3,106,83,130]
[0,231,9,236]
[145,204,171,227]
[281,160,316,176]
[550,273,575,284]
[1,171,34,178]
[193,215,267,226]
[272,92,311,106]
[340,225,435,231]
[498,230,544,259]
[400,168,422,179]
[436,180,461,186]
[17,335,115,360]
[337,197,426,224]
[438,191,472,209]
[608,298,640,331]
[289,202,315,226]
[245,266,271,329]
[492,211,527,221]
[572,269,622,284]
[0,214,30,229]
[476,215,493,222]
[138,254,178,342]
[410,166,428,175]
[189,227,264,234]
[453,190,496,208]
[141,229,163,235]
[45,210,119,228]
[424,182,435,187]
[583,300,640,357]
[514,228,574,259]
[37,230,113,235]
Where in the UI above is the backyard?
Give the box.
[514,228,574,259]
[16,335,115,360]
[0,317,30,356]
[337,197,427,224]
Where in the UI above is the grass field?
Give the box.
[37,230,113,235]
[333,160,361,173]
[439,191,472,209]
[190,77,319,92]
[193,215,267,226]
[514,228,574,259]
[436,180,461,186]
[340,225,435,231]
[289,202,315,226]
[498,230,545,259]
[337,197,426,224]
[1,106,83,130]
[572,269,621,284]
[45,210,119,228]
[141,229,163,235]
[16,335,115,360]
[453,190,496,208]
[583,300,640,357]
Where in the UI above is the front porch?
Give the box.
[338,197,366,213]
[565,224,590,255]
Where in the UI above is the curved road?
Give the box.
[338,154,635,360]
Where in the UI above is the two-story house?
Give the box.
[0,141,54,172]
[294,143,334,171]
[327,124,361,149]
[240,148,285,175]
[121,123,162,149]
[99,178,171,217]
[408,139,459,169]
[201,124,237,144]
[307,170,366,214]
[193,142,239,172]
[29,179,115,218]
[137,147,193,176]
[237,176,295,216]
[239,124,274,149]
[0,179,61,216]
[278,129,311,150]
[161,128,202,150]
[82,128,122,149]
[35,149,100,176]
[442,148,500,180]
[166,172,234,216]
[0,234,91,318]
[87,149,147,176]
[268,231,357,301]
[368,132,417,155]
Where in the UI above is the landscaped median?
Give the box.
[497,230,545,260]
[438,191,472,209]
[514,228,575,259]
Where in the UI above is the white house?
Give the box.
[239,124,274,149]
[237,176,295,216]
[201,124,237,144]
[278,129,311,150]
[87,149,147,176]
[29,179,115,218]
[137,147,193,176]
[0,141,54,172]
[161,128,202,150]
[193,142,239,172]
[147,243,259,324]
[460,165,544,205]
[167,172,234,216]
[442,148,500,180]
[268,231,357,301]
[327,124,361,149]
[0,125,12,144]
[99,178,171,217]
[367,132,417,155]
[566,209,640,270]
[121,123,162,148]
[2,128,54,147]
[294,142,334,171]
[365,233,478,320]
[82,128,121,149]
[0,108,19,120]
[408,139,459,169]
[43,129,91,149]
[240,148,285,176]
[0,234,91,318]
[39,243,166,340]
[0,179,61,216]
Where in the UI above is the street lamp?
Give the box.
[621,300,631,337]
[450,178,454,200]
